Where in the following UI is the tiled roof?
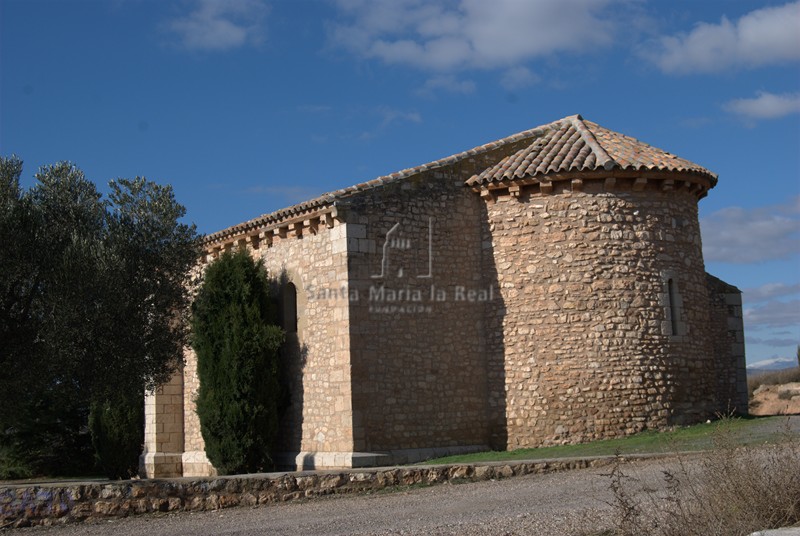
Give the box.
[206,114,717,244]
[205,121,549,244]
[467,114,717,187]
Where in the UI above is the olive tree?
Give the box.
[0,156,201,477]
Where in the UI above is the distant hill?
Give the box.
[747,357,798,376]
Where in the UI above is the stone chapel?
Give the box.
[141,114,747,478]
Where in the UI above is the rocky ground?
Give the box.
[750,382,800,416]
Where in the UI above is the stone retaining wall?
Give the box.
[1,456,628,528]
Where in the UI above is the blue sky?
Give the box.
[1,0,798,367]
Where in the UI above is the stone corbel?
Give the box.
[633,178,648,191]
[661,180,674,192]
[539,180,553,194]
[261,230,274,248]
[604,177,616,191]
[571,179,584,192]
[480,187,495,204]
[246,233,260,250]
[508,185,522,199]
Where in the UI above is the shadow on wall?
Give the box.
[478,200,508,451]
[274,270,309,468]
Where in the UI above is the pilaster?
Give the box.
[139,370,185,478]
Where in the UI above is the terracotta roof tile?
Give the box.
[467,114,716,187]
[206,114,717,244]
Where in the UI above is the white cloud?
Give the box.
[746,336,799,348]
[500,66,540,90]
[359,107,422,140]
[724,91,800,121]
[744,299,800,329]
[743,282,800,303]
[643,1,800,74]
[166,0,268,51]
[376,107,422,127]
[701,197,800,263]
[416,75,476,97]
[330,0,618,71]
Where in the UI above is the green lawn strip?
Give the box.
[424,416,795,465]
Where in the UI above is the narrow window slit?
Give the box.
[668,278,678,336]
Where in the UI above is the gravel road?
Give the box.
[9,458,665,536]
[11,417,800,536]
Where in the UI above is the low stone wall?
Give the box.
[0,456,630,528]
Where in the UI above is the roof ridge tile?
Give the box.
[568,115,616,171]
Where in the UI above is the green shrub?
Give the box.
[191,250,284,475]
[88,389,144,479]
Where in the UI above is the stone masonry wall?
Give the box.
[344,165,494,452]
[259,222,354,462]
[181,347,215,477]
[180,222,353,472]
[140,372,184,478]
[706,274,748,415]
[484,181,717,450]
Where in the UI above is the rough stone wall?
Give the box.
[179,222,353,472]
[484,181,718,450]
[344,170,492,452]
[160,162,732,471]
[256,222,353,458]
[706,274,748,415]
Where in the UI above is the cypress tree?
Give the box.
[191,250,284,475]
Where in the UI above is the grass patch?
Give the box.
[424,416,796,465]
